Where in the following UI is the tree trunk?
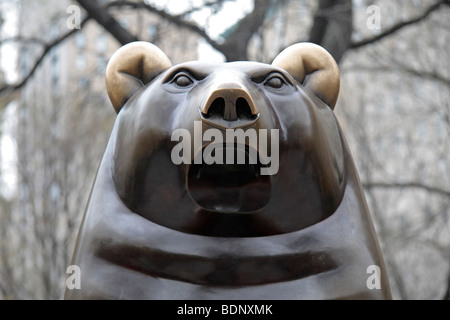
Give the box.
[308,0,353,63]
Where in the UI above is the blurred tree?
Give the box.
[336,0,450,298]
[1,0,448,94]
[0,0,448,299]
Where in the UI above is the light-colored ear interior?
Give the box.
[272,42,340,109]
[105,41,172,113]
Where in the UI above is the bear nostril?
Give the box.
[236,97,255,120]
[204,97,225,119]
[204,97,256,121]
[200,88,259,129]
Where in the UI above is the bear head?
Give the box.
[105,41,344,237]
[66,41,392,300]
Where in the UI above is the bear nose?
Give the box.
[200,86,259,129]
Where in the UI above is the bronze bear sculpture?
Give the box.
[65,41,391,299]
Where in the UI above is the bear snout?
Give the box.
[200,84,260,130]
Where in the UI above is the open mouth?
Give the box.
[187,144,271,213]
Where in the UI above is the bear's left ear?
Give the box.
[272,42,340,109]
[105,41,172,113]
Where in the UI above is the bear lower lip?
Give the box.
[187,145,271,213]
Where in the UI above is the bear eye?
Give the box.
[173,74,194,87]
[264,75,286,89]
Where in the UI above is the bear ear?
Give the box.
[272,42,340,109]
[105,41,172,113]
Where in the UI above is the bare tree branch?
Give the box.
[350,0,450,49]
[308,0,353,63]
[2,0,448,99]
[107,0,277,61]
[0,36,46,46]
[106,0,223,53]
[0,16,90,96]
[309,0,352,43]
[0,0,134,98]
[170,0,227,18]
[0,0,224,98]
[217,0,273,61]
[363,181,450,198]
[76,0,137,45]
[342,65,450,87]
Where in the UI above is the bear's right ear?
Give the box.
[272,42,340,109]
[105,41,172,113]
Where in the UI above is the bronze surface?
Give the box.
[66,42,391,299]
